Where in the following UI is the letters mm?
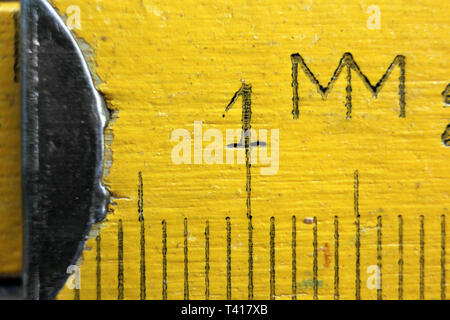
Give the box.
[291,53,406,119]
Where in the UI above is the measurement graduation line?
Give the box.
[377,216,382,300]
[313,216,318,300]
[205,221,210,300]
[334,216,340,300]
[270,217,276,300]
[441,214,446,300]
[96,234,101,300]
[184,218,189,300]
[138,172,146,300]
[398,215,404,300]
[226,217,232,300]
[354,170,361,300]
[292,216,297,300]
[162,220,168,300]
[118,219,124,300]
[420,215,425,300]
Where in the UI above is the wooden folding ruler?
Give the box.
[0,0,449,300]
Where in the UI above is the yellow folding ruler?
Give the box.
[0,0,449,300]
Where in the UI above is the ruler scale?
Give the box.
[68,204,448,300]
[64,166,449,300]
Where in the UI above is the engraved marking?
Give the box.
[205,221,210,300]
[398,215,404,300]
[118,219,124,300]
[377,215,383,300]
[420,215,425,300]
[226,217,231,300]
[443,84,450,107]
[96,234,101,300]
[184,218,189,300]
[270,217,276,300]
[224,84,261,299]
[162,220,167,300]
[138,172,146,300]
[442,215,446,300]
[334,216,340,300]
[354,170,361,300]
[292,215,297,300]
[313,216,318,300]
[291,53,406,118]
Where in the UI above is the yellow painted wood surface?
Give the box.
[52,0,449,300]
[0,0,449,299]
[0,1,21,277]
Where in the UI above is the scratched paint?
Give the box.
[12,0,448,300]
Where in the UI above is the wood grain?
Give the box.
[0,1,21,277]
[50,0,449,300]
[1,0,449,299]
